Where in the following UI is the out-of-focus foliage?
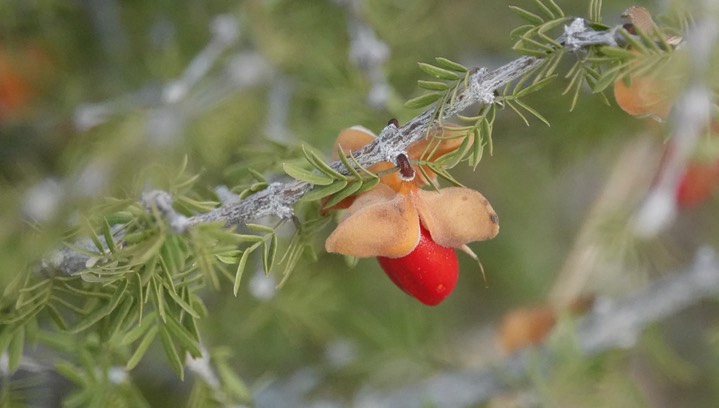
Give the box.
[1,0,719,407]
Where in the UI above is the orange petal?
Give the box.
[413,187,499,248]
[333,126,376,160]
[325,184,420,257]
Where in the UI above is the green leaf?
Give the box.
[161,235,185,275]
[535,52,564,81]
[324,180,363,209]
[134,273,145,324]
[104,211,133,225]
[151,276,167,323]
[233,234,265,243]
[70,279,128,333]
[505,100,530,126]
[418,62,460,80]
[512,46,552,58]
[430,165,464,187]
[514,74,557,97]
[516,34,556,53]
[247,223,274,234]
[282,163,334,185]
[262,233,277,275]
[355,176,381,194]
[248,168,267,182]
[164,313,201,358]
[434,57,468,72]
[530,0,559,19]
[471,128,485,170]
[417,80,450,91]
[541,0,564,18]
[101,219,118,254]
[302,145,347,180]
[515,99,551,127]
[129,233,166,267]
[509,5,544,25]
[7,326,24,372]
[102,296,135,341]
[337,148,362,178]
[483,107,496,155]
[302,180,348,201]
[538,16,571,34]
[510,24,535,40]
[159,325,184,380]
[84,219,106,256]
[181,292,202,340]
[55,360,87,385]
[163,281,200,318]
[598,45,637,59]
[233,245,257,296]
[617,27,648,53]
[126,326,158,370]
[216,357,252,402]
[121,311,157,346]
[47,303,69,330]
[592,69,621,93]
[405,93,443,109]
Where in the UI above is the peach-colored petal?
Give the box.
[325,184,420,257]
[413,187,499,248]
[407,127,474,187]
[333,126,376,160]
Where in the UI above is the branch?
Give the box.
[188,18,620,228]
[44,18,623,276]
[255,247,719,407]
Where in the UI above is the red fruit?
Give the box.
[377,226,459,306]
[676,160,719,208]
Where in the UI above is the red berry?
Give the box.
[377,226,459,306]
[676,160,719,208]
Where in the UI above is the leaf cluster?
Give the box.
[510,0,684,111]
[284,145,381,206]
[0,167,301,405]
[403,57,496,173]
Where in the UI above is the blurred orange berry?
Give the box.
[498,306,557,354]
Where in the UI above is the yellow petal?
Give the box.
[333,126,376,160]
[413,187,499,248]
[326,185,420,258]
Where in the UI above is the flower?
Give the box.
[336,125,469,187]
[323,124,499,304]
[324,179,499,258]
[325,124,498,257]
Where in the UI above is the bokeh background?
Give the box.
[2,0,718,406]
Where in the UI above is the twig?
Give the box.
[187,19,619,227]
[46,18,623,276]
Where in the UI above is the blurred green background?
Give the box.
[2,0,719,406]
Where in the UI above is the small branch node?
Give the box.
[142,190,190,233]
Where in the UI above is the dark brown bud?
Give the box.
[396,153,415,181]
